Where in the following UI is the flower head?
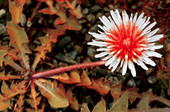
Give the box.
[88,9,163,77]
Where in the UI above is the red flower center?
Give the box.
[105,22,148,61]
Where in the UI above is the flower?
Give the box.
[88,9,163,77]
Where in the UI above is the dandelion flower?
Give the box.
[88,9,163,77]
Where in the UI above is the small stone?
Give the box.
[82,8,89,15]
[27,21,32,27]
[2,36,9,41]
[79,19,87,24]
[137,2,143,8]
[67,50,78,59]
[127,79,136,87]
[104,7,110,12]
[166,28,170,35]
[147,76,157,84]
[81,28,87,34]
[89,24,98,32]
[0,9,5,18]
[34,40,41,45]
[59,36,71,48]
[87,14,96,24]
[96,12,103,19]
[74,45,83,54]
[55,53,77,64]
[85,35,92,42]
[87,47,96,56]
[66,42,74,50]
[108,4,114,10]
[20,13,26,26]
[90,5,101,13]
[0,24,6,34]
[96,67,107,75]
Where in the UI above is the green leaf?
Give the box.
[35,80,69,108]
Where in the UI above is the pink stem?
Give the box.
[31,61,106,79]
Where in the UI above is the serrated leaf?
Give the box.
[87,78,110,95]
[81,103,90,112]
[9,0,23,24]
[0,99,10,111]
[65,0,82,18]
[0,49,7,67]
[38,7,56,15]
[77,71,91,86]
[16,0,27,6]
[137,95,150,110]
[14,94,25,112]
[35,80,69,108]
[110,82,122,99]
[30,81,39,110]
[32,36,57,71]
[109,91,128,112]
[1,81,10,94]
[49,73,69,81]
[6,21,31,70]
[92,97,106,112]
[65,15,82,30]
[66,89,78,110]
[0,71,21,80]
[54,4,67,25]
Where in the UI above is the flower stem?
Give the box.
[31,61,106,79]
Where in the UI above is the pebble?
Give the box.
[87,14,96,24]
[67,50,78,59]
[87,47,96,56]
[59,36,71,48]
[82,8,89,15]
[108,4,115,10]
[96,12,103,19]
[55,53,77,64]
[89,24,98,32]
[127,79,136,87]
[20,13,26,26]
[74,45,83,54]
[85,35,92,42]
[0,24,6,34]
[147,76,157,84]
[27,21,32,27]
[104,7,110,12]
[0,9,5,18]
[137,2,143,8]
[90,5,101,13]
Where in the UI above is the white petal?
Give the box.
[87,40,107,47]
[133,13,138,23]
[137,60,148,70]
[122,11,129,25]
[139,17,150,30]
[111,58,120,72]
[115,9,122,23]
[128,61,133,70]
[146,28,159,37]
[108,16,118,30]
[88,32,105,40]
[97,48,109,51]
[148,45,163,50]
[110,10,121,26]
[143,56,156,66]
[145,51,162,58]
[129,13,133,23]
[131,62,136,77]
[135,12,144,26]
[105,55,116,66]
[98,24,109,32]
[122,60,127,75]
[147,34,163,42]
[102,55,112,61]
[95,52,109,58]
[143,22,156,34]
[100,16,112,29]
